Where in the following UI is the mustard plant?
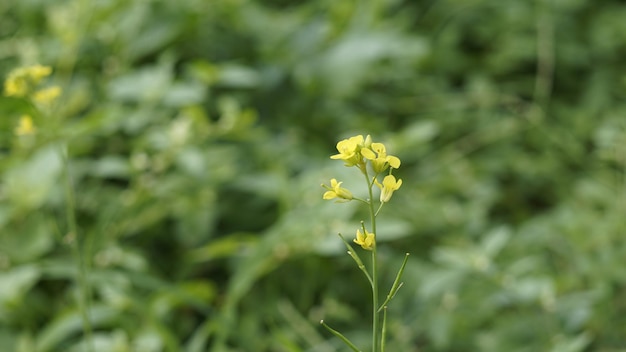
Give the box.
[4,65,94,351]
[321,135,409,352]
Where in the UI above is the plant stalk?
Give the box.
[61,144,94,352]
[363,170,379,352]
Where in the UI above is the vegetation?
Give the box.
[1,0,625,351]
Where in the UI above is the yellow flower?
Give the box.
[33,86,62,105]
[322,178,353,202]
[4,65,53,97]
[330,135,366,167]
[375,174,402,203]
[4,75,28,97]
[354,228,375,250]
[361,142,401,173]
[14,115,36,136]
[28,65,53,81]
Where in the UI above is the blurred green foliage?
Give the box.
[1,0,626,351]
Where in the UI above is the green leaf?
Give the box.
[4,145,63,210]
[0,265,40,312]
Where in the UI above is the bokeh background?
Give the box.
[2,0,626,351]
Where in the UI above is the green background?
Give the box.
[1,0,626,351]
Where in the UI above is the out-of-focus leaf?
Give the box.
[4,145,63,210]
[0,265,40,313]
[481,226,511,257]
[189,234,257,263]
[419,269,464,299]
[36,305,119,352]
[163,81,206,107]
[215,64,260,88]
[0,218,53,262]
[85,156,131,179]
[107,64,172,103]
[549,332,592,352]
[67,331,130,352]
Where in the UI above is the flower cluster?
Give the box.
[322,134,403,250]
[329,135,401,174]
[4,65,55,98]
[3,64,62,136]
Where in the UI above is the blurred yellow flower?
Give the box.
[375,175,402,203]
[361,142,401,173]
[33,86,62,105]
[322,178,353,202]
[4,65,53,97]
[354,228,375,250]
[4,75,28,97]
[28,65,52,81]
[15,115,36,136]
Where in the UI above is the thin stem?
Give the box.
[381,306,388,352]
[374,202,384,217]
[353,197,370,205]
[363,169,379,352]
[339,234,373,286]
[61,145,94,352]
[320,320,362,352]
[378,253,410,312]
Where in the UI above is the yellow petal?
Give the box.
[361,147,376,160]
[364,135,372,148]
[348,135,364,146]
[387,155,401,169]
[33,86,62,104]
[28,65,52,82]
[382,175,393,187]
[323,191,337,200]
[371,142,386,155]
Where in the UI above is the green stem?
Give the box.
[374,202,384,217]
[381,306,388,352]
[339,234,373,286]
[363,170,379,352]
[378,253,410,312]
[61,144,94,352]
[320,320,362,352]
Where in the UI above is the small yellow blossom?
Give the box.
[4,75,28,97]
[28,65,52,81]
[4,65,53,97]
[330,135,366,167]
[322,178,353,202]
[14,115,36,136]
[354,228,375,250]
[33,86,62,105]
[361,142,401,173]
[375,174,402,203]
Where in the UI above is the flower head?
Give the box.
[330,135,366,167]
[4,65,53,98]
[362,142,401,173]
[14,115,36,136]
[4,74,28,97]
[33,86,62,106]
[354,228,375,250]
[29,65,53,81]
[322,178,353,202]
[375,174,402,203]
